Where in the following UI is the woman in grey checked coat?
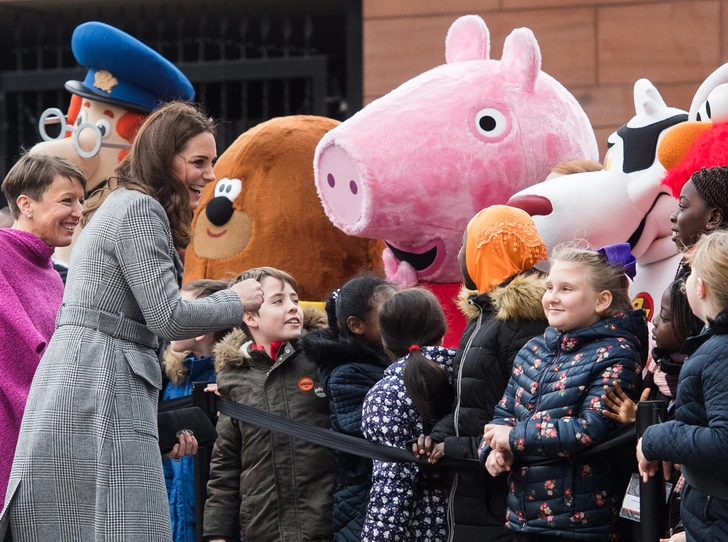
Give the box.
[0,102,264,542]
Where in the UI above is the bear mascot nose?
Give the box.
[206,196,234,226]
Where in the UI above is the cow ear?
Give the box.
[633,78,667,116]
[445,15,490,64]
[500,28,541,93]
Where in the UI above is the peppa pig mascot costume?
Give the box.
[314,15,598,346]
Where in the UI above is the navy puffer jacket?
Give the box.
[483,310,647,540]
[301,329,390,542]
[642,308,728,542]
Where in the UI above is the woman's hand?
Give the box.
[637,437,659,483]
[660,531,686,542]
[483,424,512,452]
[232,278,264,312]
[162,429,198,460]
[601,380,648,423]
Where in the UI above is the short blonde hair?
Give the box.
[686,231,728,309]
[551,245,633,318]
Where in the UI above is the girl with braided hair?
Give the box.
[300,275,396,542]
[603,277,704,420]
[670,166,728,280]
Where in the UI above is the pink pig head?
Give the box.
[314,15,598,285]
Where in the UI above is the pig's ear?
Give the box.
[445,15,490,64]
[500,28,541,93]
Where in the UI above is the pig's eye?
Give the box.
[474,108,507,138]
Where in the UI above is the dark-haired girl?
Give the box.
[601,278,703,539]
[300,275,396,542]
[361,288,457,542]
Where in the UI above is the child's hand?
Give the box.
[428,443,445,464]
[204,383,221,396]
[483,424,512,452]
[601,380,647,423]
[662,461,680,481]
[411,435,445,463]
[637,437,660,483]
[660,531,686,542]
[412,435,435,458]
[485,448,513,477]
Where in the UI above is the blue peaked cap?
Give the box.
[65,21,195,113]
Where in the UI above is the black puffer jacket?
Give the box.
[429,271,548,541]
[300,330,390,542]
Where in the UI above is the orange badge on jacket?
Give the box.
[298,377,314,392]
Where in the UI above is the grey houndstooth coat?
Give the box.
[0,188,243,541]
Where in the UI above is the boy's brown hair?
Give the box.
[181,278,233,342]
[232,267,299,338]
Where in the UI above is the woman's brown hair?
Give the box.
[82,101,217,249]
[378,288,452,433]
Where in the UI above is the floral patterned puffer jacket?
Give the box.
[483,310,648,540]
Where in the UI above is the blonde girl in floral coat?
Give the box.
[481,244,647,541]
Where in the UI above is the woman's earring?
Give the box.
[27,213,32,219]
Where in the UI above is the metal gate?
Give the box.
[0,0,362,206]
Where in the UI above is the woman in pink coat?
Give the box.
[0,152,86,499]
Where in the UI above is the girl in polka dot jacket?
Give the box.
[481,244,648,541]
[361,288,457,542]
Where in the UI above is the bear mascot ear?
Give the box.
[31,21,194,268]
[184,115,383,303]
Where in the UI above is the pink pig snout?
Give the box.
[317,144,366,229]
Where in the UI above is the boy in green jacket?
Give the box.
[204,267,336,542]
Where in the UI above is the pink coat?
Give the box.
[0,228,63,500]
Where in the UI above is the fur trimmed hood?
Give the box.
[457,271,546,322]
[162,347,190,385]
[214,305,327,372]
[300,329,389,387]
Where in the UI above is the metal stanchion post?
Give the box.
[193,381,218,542]
[637,400,667,542]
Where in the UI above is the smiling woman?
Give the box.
[0,102,266,542]
[0,152,87,502]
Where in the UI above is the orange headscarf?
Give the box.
[465,205,547,293]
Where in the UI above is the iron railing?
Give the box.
[0,0,362,206]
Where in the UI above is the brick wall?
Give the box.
[363,0,725,159]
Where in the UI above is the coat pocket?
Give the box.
[118,346,162,438]
[121,346,163,390]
